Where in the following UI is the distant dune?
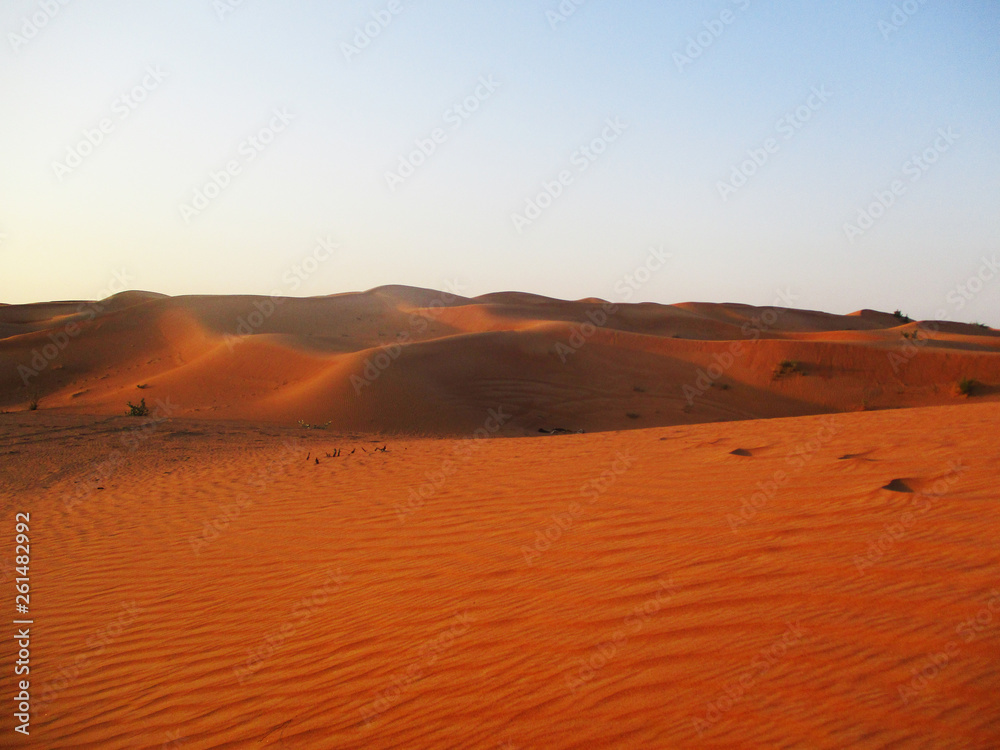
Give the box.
[1,287,998,434]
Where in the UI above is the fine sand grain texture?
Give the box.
[1,401,999,748]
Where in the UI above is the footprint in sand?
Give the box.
[881,478,913,493]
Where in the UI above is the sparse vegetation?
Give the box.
[127,398,150,417]
[774,360,805,378]
[136,383,149,389]
[625,412,641,419]
[633,385,646,393]
[28,392,39,411]
[955,377,976,397]
[901,330,920,340]
[893,310,911,322]
[297,420,332,430]
[974,322,989,330]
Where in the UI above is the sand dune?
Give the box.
[1,402,998,748]
[1,287,997,434]
[2,289,999,747]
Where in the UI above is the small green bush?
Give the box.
[955,378,976,396]
[127,398,150,417]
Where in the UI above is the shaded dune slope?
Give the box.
[1,287,998,434]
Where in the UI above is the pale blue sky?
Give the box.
[1,0,998,323]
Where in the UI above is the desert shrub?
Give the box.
[127,398,150,417]
[893,310,911,322]
[297,420,331,430]
[774,360,804,377]
[955,378,976,396]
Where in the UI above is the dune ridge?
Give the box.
[1,287,997,434]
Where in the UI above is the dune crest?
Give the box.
[1,288,997,434]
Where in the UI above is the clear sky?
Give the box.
[2,0,998,324]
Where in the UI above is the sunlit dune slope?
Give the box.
[1,286,998,433]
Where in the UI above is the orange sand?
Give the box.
[1,288,997,432]
[1,290,999,748]
[0,403,998,747]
